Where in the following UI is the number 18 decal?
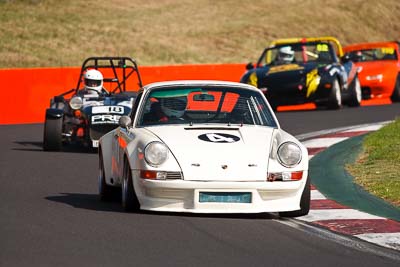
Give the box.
[92,106,124,114]
[109,106,124,113]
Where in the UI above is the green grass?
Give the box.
[0,0,400,68]
[347,119,400,207]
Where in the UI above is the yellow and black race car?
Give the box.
[240,37,361,110]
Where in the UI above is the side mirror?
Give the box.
[341,54,351,63]
[119,115,132,129]
[246,62,254,70]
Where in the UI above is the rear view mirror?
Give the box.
[193,94,215,102]
[341,54,351,63]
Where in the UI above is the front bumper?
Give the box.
[133,170,308,213]
[265,85,332,106]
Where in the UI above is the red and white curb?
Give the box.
[298,122,400,251]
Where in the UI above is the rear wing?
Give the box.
[269,36,344,57]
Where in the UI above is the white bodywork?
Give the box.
[99,80,309,213]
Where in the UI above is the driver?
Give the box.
[82,69,104,96]
[142,96,187,124]
[275,46,295,65]
[160,96,187,120]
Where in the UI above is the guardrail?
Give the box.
[0,64,246,124]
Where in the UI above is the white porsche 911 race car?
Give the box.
[98,80,310,217]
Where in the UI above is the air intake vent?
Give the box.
[166,172,183,179]
[184,127,239,130]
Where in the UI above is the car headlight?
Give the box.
[69,96,83,110]
[277,142,302,168]
[144,142,169,166]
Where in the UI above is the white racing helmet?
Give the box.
[160,97,187,118]
[278,46,294,63]
[84,69,103,94]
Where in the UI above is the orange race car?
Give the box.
[343,41,400,102]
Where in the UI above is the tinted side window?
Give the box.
[130,92,142,120]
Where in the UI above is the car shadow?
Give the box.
[12,141,44,152]
[13,141,97,154]
[45,192,276,220]
[45,192,124,213]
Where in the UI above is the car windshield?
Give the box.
[259,42,335,66]
[137,86,277,127]
[345,47,398,62]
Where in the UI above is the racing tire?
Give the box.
[43,117,63,151]
[327,79,342,109]
[279,176,310,218]
[98,151,114,201]
[347,75,362,107]
[121,159,140,212]
[390,74,400,102]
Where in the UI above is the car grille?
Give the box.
[90,124,118,140]
[166,172,183,180]
[258,189,298,200]
[145,188,192,200]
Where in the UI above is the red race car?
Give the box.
[343,41,400,102]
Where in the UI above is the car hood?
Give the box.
[146,125,276,181]
[81,96,134,115]
[256,63,323,88]
[80,96,135,126]
[83,96,133,109]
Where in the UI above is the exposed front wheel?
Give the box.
[43,117,63,151]
[121,159,140,212]
[347,75,362,107]
[327,79,342,109]
[279,176,310,217]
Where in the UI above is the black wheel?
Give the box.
[98,151,114,201]
[279,176,310,218]
[121,159,140,212]
[347,75,362,107]
[43,117,63,151]
[327,79,342,109]
[390,74,400,102]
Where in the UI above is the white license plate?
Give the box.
[199,192,252,203]
[92,140,99,148]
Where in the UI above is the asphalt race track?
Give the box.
[1,103,400,267]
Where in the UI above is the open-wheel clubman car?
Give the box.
[98,80,310,217]
[43,57,143,151]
